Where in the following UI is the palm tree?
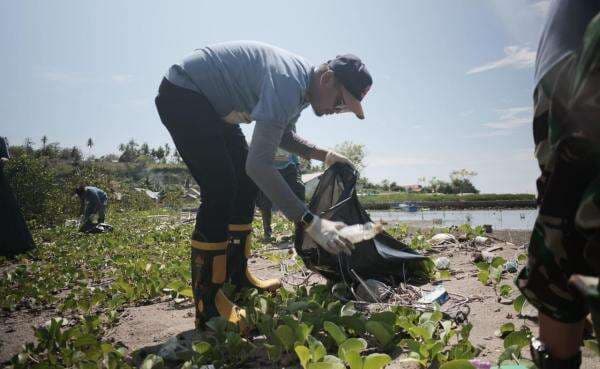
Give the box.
[41,135,48,150]
[164,143,171,161]
[24,137,34,153]
[86,138,94,159]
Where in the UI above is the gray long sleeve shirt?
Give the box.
[165,41,319,221]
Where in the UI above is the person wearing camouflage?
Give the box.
[516,2,600,368]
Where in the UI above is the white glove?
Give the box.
[305,216,354,255]
[325,151,355,169]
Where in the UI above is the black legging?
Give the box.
[155,78,257,243]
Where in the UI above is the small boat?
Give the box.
[392,202,419,212]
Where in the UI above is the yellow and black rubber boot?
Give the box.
[191,239,247,330]
[227,224,282,291]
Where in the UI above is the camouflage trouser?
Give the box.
[516,14,600,323]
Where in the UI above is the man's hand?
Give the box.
[305,216,354,255]
[325,151,354,169]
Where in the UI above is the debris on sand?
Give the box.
[435,256,451,270]
[429,233,458,245]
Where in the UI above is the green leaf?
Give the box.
[370,311,396,326]
[436,270,452,280]
[275,325,295,351]
[178,288,193,298]
[192,341,211,355]
[491,256,506,268]
[295,345,311,369]
[340,316,366,335]
[140,354,165,369]
[499,284,513,297]
[395,358,425,368]
[345,350,363,369]
[503,330,531,350]
[324,321,348,346]
[365,321,393,347]
[477,270,489,285]
[498,344,521,364]
[363,353,391,369]
[474,262,489,271]
[338,338,367,361]
[400,339,422,355]
[410,322,436,340]
[73,334,98,348]
[439,359,475,369]
[513,294,526,314]
[584,339,600,355]
[307,336,327,362]
[418,311,442,325]
[264,343,282,361]
[340,302,357,317]
[323,355,344,364]
[307,361,345,369]
[498,323,515,337]
[295,323,312,344]
[490,266,503,283]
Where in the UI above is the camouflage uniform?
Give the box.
[516,14,600,324]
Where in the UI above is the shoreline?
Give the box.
[362,199,536,210]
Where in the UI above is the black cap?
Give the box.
[327,54,373,102]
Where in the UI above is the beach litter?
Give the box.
[435,256,450,270]
[429,233,458,246]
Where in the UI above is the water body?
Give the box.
[367,209,538,230]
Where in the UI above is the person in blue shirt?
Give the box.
[75,185,108,231]
[155,41,372,329]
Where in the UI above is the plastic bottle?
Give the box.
[338,222,383,244]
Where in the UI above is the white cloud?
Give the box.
[467,46,536,75]
[111,74,133,83]
[368,155,442,167]
[483,106,532,130]
[531,0,551,18]
[467,130,512,138]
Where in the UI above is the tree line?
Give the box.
[9,137,479,194]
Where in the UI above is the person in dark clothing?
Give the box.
[515,3,600,368]
[256,149,305,241]
[0,136,35,257]
[74,185,109,232]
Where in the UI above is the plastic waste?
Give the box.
[417,285,449,305]
[503,260,518,273]
[469,359,491,369]
[355,279,392,303]
[157,336,189,361]
[435,257,450,270]
[429,233,458,245]
[474,236,490,245]
[482,251,495,263]
[338,222,383,244]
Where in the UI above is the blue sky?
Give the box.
[1,0,552,193]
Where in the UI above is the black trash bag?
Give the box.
[81,223,113,234]
[294,163,431,283]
